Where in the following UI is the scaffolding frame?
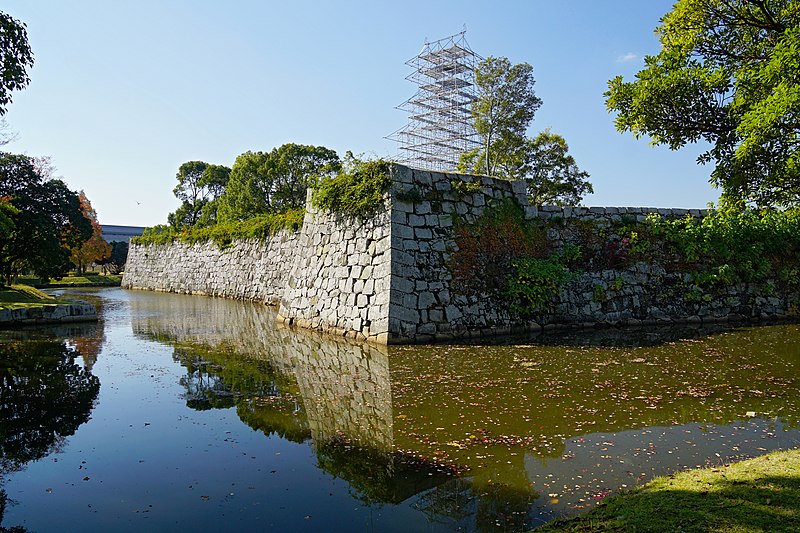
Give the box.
[388,32,482,172]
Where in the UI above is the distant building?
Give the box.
[101,225,145,243]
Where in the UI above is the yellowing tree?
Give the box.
[70,192,110,274]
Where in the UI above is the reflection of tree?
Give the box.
[0,339,99,532]
[413,478,536,533]
[315,439,455,505]
[67,331,104,372]
[172,346,311,442]
[0,340,100,474]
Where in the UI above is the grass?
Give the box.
[537,448,800,532]
[17,273,122,287]
[0,284,74,310]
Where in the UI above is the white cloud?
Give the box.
[616,52,638,63]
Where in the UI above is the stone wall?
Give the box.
[0,302,97,326]
[121,234,298,305]
[123,191,392,343]
[386,165,529,341]
[276,191,393,343]
[123,163,798,344]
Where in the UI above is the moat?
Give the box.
[1,288,799,531]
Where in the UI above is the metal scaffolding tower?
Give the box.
[388,32,482,172]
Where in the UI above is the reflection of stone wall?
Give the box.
[129,293,393,450]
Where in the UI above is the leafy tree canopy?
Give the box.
[471,56,542,177]
[605,0,800,208]
[218,143,340,221]
[461,57,592,205]
[0,152,91,284]
[69,192,111,274]
[0,11,34,116]
[168,161,230,228]
[96,240,128,274]
[516,131,594,206]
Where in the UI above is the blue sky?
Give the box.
[2,1,717,227]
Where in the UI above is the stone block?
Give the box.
[408,214,426,226]
[415,201,432,215]
[414,227,433,240]
[360,265,373,279]
[403,293,417,309]
[418,291,436,309]
[394,200,415,213]
[445,305,463,320]
[392,276,414,294]
[393,224,414,240]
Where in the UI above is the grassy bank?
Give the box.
[537,448,800,532]
[0,284,75,310]
[17,273,122,288]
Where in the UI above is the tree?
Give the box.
[168,161,231,228]
[514,131,594,205]
[0,11,34,116]
[605,0,800,208]
[471,56,542,177]
[0,196,18,235]
[218,143,340,221]
[97,240,128,274]
[69,192,111,274]
[461,57,593,205]
[0,152,91,284]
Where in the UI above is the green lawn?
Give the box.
[17,273,122,287]
[0,284,74,310]
[537,448,800,532]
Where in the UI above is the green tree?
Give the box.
[461,58,592,205]
[514,131,594,205]
[0,152,91,284]
[218,143,340,221]
[168,161,231,228]
[470,56,542,177]
[0,11,34,116]
[0,196,18,235]
[605,0,800,208]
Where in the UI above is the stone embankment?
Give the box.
[123,164,798,344]
[0,302,98,326]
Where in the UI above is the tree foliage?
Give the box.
[218,143,340,221]
[97,240,128,275]
[605,0,800,208]
[471,56,542,177]
[0,11,34,116]
[462,57,592,205]
[0,152,91,284]
[515,131,594,205]
[69,192,111,274]
[168,161,230,228]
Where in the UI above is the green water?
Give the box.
[1,288,798,531]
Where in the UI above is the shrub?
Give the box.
[312,159,392,218]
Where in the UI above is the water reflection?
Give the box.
[130,293,800,530]
[0,336,100,531]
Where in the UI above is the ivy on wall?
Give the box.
[132,209,305,248]
[448,203,800,319]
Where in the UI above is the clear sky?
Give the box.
[2,1,718,227]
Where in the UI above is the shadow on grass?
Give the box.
[538,451,800,532]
